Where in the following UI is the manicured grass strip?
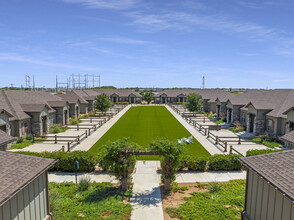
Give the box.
[89,106,210,158]
[166,180,246,220]
[49,182,132,220]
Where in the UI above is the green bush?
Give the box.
[69,118,82,125]
[215,119,224,125]
[16,137,23,143]
[80,114,89,119]
[14,151,99,172]
[208,182,222,193]
[25,135,33,141]
[186,156,208,171]
[50,125,67,134]
[178,154,242,171]
[113,102,129,105]
[77,176,91,191]
[246,149,282,157]
[208,154,242,171]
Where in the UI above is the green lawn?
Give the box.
[89,106,210,159]
[49,182,132,220]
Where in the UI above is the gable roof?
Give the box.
[0,151,56,206]
[94,89,142,98]
[281,130,294,144]
[238,150,294,202]
[154,89,234,103]
[229,89,294,119]
[0,130,16,147]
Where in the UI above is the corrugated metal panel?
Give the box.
[23,185,30,220]
[282,197,292,220]
[10,196,17,220]
[0,205,3,220]
[274,191,283,219]
[250,172,258,218]
[255,176,263,219]
[17,190,24,220]
[39,173,45,218]
[267,185,276,220]
[33,178,41,220]
[260,181,269,219]
[29,181,36,220]
[2,202,10,220]
[246,170,253,215]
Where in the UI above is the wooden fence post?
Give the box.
[77,124,79,131]
[207,130,210,138]
[77,135,80,144]
[230,145,233,154]
[238,136,241,145]
[88,128,91,135]
[216,136,218,145]
[224,142,227,152]
[55,135,57,144]
[67,142,70,152]
[90,117,92,123]
[85,130,88,138]
[205,128,207,136]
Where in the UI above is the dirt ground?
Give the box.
[161,183,209,220]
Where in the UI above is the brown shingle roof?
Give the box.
[238,150,294,201]
[281,130,294,144]
[0,151,56,206]
[154,89,234,103]
[0,130,15,146]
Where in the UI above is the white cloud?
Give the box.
[0,53,102,71]
[61,0,139,10]
[127,11,278,41]
[98,36,151,45]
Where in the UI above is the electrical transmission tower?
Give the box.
[25,75,31,89]
[71,74,100,89]
[56,75,69,93]
[202,76,205,89]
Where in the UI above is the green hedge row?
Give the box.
[246,149,282,157]
[178,154,242,171]
[15,151,99,172]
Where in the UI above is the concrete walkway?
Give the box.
[70,104,131,151]
[165,105,225,155]
[48,170,246,184]
[130,161,164,220]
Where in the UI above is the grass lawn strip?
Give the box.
[89,106,210,159]
[49,182,132,220]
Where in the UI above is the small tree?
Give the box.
[185,93,203,112]
[150,138,183,190]
[94,93,112,115]
[100,139,138,190]
[142,91,154,104]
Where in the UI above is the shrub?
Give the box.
[246,149,282,157]
[208,182,222,193]
[186,156,208,171]
[15,151,99,172]
[208,154,242,171]
[50,125,67,134]
[25,135,33,141]
[229,121,244,133]
[69,118,82,125]
[215,119,224,125]
[80,114,89,119]
[172,182,188,193]
[78,176,91,191]
[16,137,23,144]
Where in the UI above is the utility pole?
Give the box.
[33,75,35,90]
[25,75,31,89]
[202,76,205,89]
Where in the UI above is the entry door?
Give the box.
[113,97,117,103]
[42,116,48,134]
[131,97,134,103]
[180,97,183,102]
[162,97,166,104]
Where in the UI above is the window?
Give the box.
[24,122,28,128]
[267,119,274,132]
[240,113,246,123]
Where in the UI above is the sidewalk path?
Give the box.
[72,105,131,151]
[130,161,164,220]
[176,170,246,183]
[165,105,225,155]
[48,170,246,184]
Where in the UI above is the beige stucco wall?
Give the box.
[0,172,49,220]
[245,169,294,220]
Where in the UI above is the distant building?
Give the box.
[0,151,56,220]
[239,150,294,220]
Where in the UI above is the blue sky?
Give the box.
[0,0,294,88]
